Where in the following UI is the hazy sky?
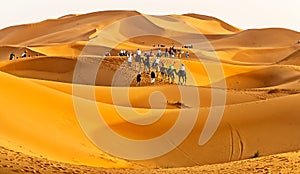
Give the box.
[1,0,300,31]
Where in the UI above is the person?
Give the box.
[180,63,185,71]
[169,63,175,70]
[153,57,160,72]
[127,53,133,67]
[120,50,127,56]
[171,52,175,58]
[169,47,172,56]
[136,72,142,86]
[157,49,161,57]
[136,48,142,56]
[9,52,15,60]
[135,50,142,71]
[185,51,189,58]
[168,64,175,84]
[144,53,150,72]
[178,64,187,85]
[150,71,156,84]
[21,50,27,58]
[105,50,111,56]
[177,48,181,58]
[154,57,160,66]
[165,48,168,57]
[172,45,175,53]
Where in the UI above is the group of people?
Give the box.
[136,70,160,86]
[110,43,190,59]
[9,50,29,60]
[164,45,189,58]
[131,48,187,86]
[135,70,158,87]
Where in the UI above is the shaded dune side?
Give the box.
[278,48,300,66]
[221,66,300,89]
[0,57,77,83]
[230,46,299,64]
[183,14,241,33]
[0,56,131,86]
[211,28,300,48]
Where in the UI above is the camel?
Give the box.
[159,66,168,80]
[175,69,187,85]
[167,68,176,84]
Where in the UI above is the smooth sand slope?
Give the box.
[0,10,300,173]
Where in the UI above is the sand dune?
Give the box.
[211,28,300,48]
[229,47,298,64]
[222,65,300,89]
[0,68,299,169]
[0,11,140,46]
[278,47,300,65]
[182,14,241,33]
[0,56,132,86]
[0,10,300,173]
[0,71,136,168]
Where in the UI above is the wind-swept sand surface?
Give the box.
[0,10,300,173]
[1,145,299,174]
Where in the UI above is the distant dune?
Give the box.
[0,10,300,173]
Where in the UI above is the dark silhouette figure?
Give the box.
[136,73,142,86]
[9,53,15,60]
[150,71,156,84]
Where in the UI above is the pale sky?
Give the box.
[0,0,300,31]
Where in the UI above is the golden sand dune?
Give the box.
[211,28,300,48]
[0,68,299,169]
[279,47,300,66]
[223,65,300,88]
[0,10,242,59]
[0,11,140,45]
[182,13,241,33]
[224,46,299,64]
[0,10,300,173]
[0,72,135,168]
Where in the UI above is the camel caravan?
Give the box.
[7,44,190,87]
[110,45,190,86]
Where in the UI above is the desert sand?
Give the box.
[0,10,300,173]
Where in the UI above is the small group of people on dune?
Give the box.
[164,45,190,58]
[9,50,29,60]
[136,71,158,87]
[130,48,187,86]
[111,43,190,59]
